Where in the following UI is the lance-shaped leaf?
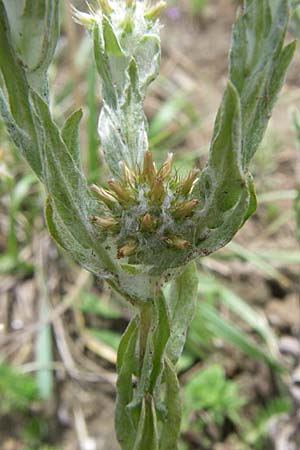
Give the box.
[118,59,148,172]
[202,81,244,219]
[115,316,139,450]
[2,0,59,98]
[30,90,118,275]
[0,1,42,178]
[149,292,170,392]
[159,359,182,450]
[45,196,68,251]
[91,3,162,176]
[230,0,296,168]
[45,197,111,276]
[194,81,251,253]
[101,15,128,97]
[292,109,300,242]
[30,91,91,236]
[128,292,170,412]
[93,23,117,108]
[134,34,161,92]
[93,4,161,98]
[191,0,295,259]
[61,109,83,171]
[166,261,198,365]
[195,178,251,256]
[97,57,149,176]
[133,397,159,450]
[0,88,41,178]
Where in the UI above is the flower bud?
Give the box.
[140,213,157,232]
[125,0,136,8]
[72,8,96,28]
[157,153,174,180]
[144,1,167,20]
[172,199,198,219]
[117,240,137,258]
[119,14,133,33]
[119,161,135,186]
[150,176,164,203]
[96,0,113,14]
[90,215,119,229]
[108,179,134,204]
[90,184,118,209]
[142,151,156,184]
[178,168,200,196]
[164,235,190,249]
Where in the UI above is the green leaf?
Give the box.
[87,62,100,183]
[93,23,116,107]
[0,1,31,122]
[35,296,53,400]
[198,303,281,370]
[31,91,91,245]
[133,397,159,450]
[119,58,148,169]
[159,359,181,450]
[134,34,161,91]
[227,241,291,288]
[115,317,139,450]
[182,364,244,429]
[98,58,148,176]
[98,105,130,176]
[30,91,87,201]
[78,291,121,319]
[61,109,83,170]
[2,0,60,98]
[0,360,38,413]
[30,90,118,275]
[103,15,124,56]
[192,0,295,261]
[149,292,170,392]
[206,81,244,215]
[89,328,121,351]
[194,82,251,254]
[219,286,279,357]
[0,2,42,178]
[44,196,68,250]
[0,88,40,175]
[242,173,257,223]
[128,292,170,414]
[253,248,300,264]
[230,0,295,167]
[166,261,198,365]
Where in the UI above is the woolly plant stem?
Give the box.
[115,286,184,450]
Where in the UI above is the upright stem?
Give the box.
[115,262,198,450]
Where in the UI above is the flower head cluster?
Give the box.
[90,151,200,260]
[73,0,167,29]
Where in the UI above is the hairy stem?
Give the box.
[116,287,184,450]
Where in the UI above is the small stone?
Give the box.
[279,336,300,357]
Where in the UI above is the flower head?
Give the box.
[90,151,200,259]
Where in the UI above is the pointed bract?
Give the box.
[117,240,137,258]
[172,199,198,219]
[90,215,119,229]
[90,184,118,209]
[157,153,174,180]
[142,150,157,184]
[165,235,190,249]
